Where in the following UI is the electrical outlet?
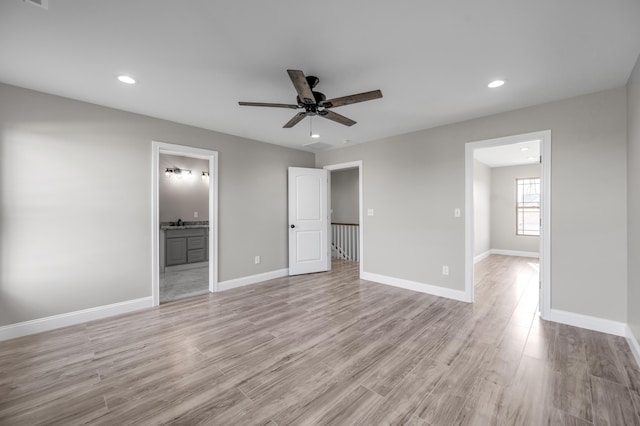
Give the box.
[254,255,260,265]
[367,209,374,216]
[194,211,198,218]
[442,265,449,275]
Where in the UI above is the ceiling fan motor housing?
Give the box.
[296,91,326,107]
[306,75,319,88]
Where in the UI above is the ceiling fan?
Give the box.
[239,69,383,128]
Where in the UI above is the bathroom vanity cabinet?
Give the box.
[165,227,208,266]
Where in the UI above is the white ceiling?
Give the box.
[1,1,639,152]
[474,140,540,168]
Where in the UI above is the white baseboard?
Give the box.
[491,249,539,258]
[0,297,153,342]
[361,272,471,303]
[218,268,289,292]
[626,325,640,369]
[474,250,491,263]
[546,308,627,337]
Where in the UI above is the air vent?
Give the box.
[23,0,48,9]
[303,141,333,151]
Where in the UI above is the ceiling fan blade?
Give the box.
[287,70,315,105]
[321,90,383,108]
[319,109,356,126]
[283,112,307,128]
[239,102,299,109]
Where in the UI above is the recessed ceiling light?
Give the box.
[311,134,320,139]
[520,147,529,152]
[527,156,537,161]
[117,75,136,85]
[488,80,505,88]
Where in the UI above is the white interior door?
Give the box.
[288,167,329,275]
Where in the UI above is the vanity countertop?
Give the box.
[160,221,209,230]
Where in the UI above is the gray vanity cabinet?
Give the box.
[165,228,208,266]
[166,237,187,265]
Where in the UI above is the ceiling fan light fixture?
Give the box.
[488,79,505,88]
[309,115,320,138]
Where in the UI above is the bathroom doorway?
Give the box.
[151,142,218,306]
[158,153,210,303]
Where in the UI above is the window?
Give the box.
[516,177,540,236]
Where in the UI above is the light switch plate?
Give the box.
[367,209,374,216]
[454,208,461,218]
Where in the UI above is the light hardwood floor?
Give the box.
[1,255,639,425]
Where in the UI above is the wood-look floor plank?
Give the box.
[414,341,495,424]
[453,376,506,426]
[499,354,555,425]
[1,256,639,425]
[359,356,449,425]
[590,375,640,425]
[613,336,640,393]
[585,331,627,385]
[311,384,383,426]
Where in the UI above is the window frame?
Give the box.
[515,177,540,237]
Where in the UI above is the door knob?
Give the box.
[290,224,295,228]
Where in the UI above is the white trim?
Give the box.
[323,161,364,278]
[546,309,627,337]
[465,130,551,318]
[626,325,640,369]
[0,297,153,341]
[540,132,552,318]
[152,141,219,306]
[474,250,491,263]
[218,269,289,292]
[465,143,475,303]
[490,249,539,258]
[361,272,471,303]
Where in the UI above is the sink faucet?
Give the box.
[177,219,182,226]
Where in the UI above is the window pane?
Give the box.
[516,178,540,236]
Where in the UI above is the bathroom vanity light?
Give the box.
[165,167,193,178]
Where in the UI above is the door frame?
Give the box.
[151,141,219,306]
[464,130,551,318]
[323,160,364,277]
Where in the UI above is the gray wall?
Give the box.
[628,54,640,340]
[490,163,541,253]
[159,154,209,222]
[473,159,491,256]
[0,83,314,326]
[316,87,628,322]
[331,168,359,224]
